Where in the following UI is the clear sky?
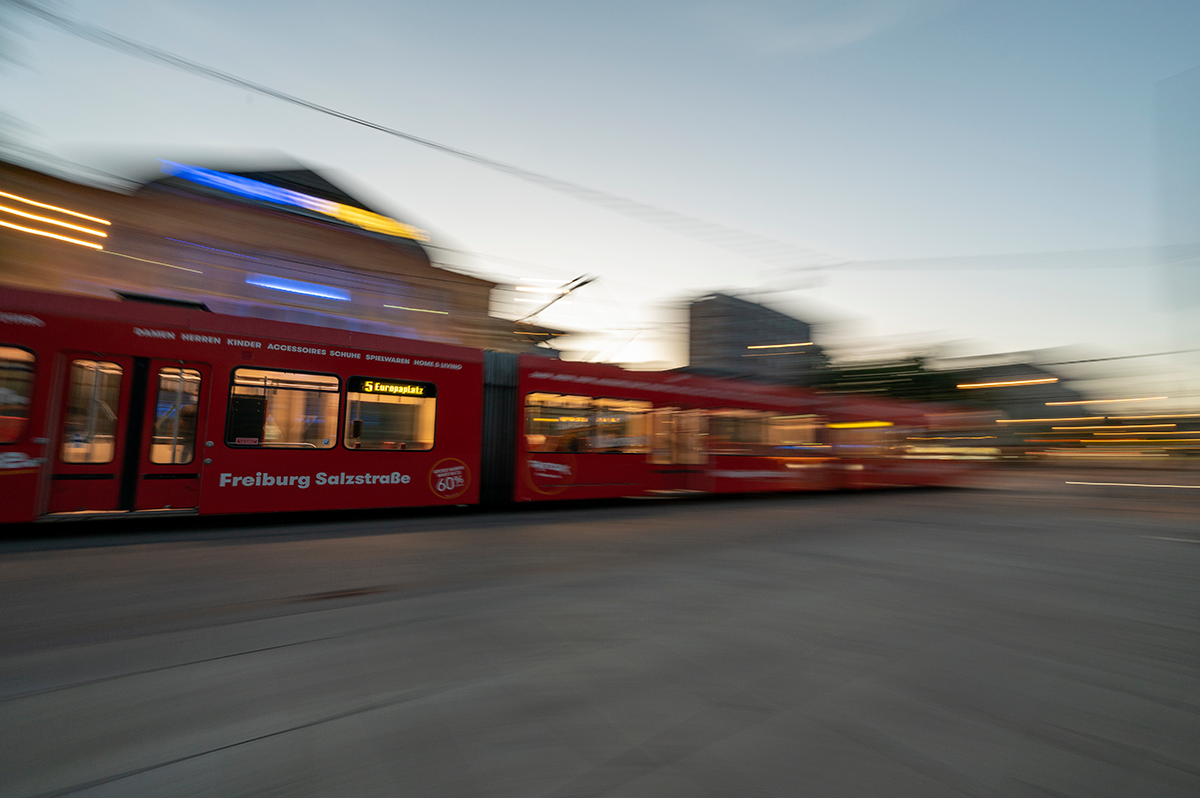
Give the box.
[3,1,1198,381]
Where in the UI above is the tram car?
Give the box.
[0,287,975,523]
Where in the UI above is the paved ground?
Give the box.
[1,467,1198,797]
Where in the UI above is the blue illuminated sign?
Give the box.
[160,161,427,241]
[245,274,351,302]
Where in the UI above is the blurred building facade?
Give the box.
[0,157,541,352]
[687,293,827,386]
[942,360,1084,416]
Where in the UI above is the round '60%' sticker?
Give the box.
[429,458,471,500]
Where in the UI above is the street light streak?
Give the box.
[1092,430,1200,436]
[103,251,202,273]
[0,204,108,237]
[997,417,1096,423]
[1108,413,1200,420]
[1046,396,1167,406]
[383,304,448,315]
[0,190,111,225]
[1068,481,1200,489]
[0,218,104,249]
[958,377,1058,389]
[1051,424,1174,430]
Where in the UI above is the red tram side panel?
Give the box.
[512,356,840,502]
[510,357,982,502]
[0,287,483,522]
[817,396,982,490]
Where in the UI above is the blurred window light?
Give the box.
[0,218,103,250]
[515,286,569,294]
[0,190,111,225]
[246,275,350,301]
[160,161,427,241]
[1046,396,1167,406]
[958,378,1058,389]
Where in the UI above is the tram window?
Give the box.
[828,426,892,458]
[227,368,338,448]
[0,347,35,443]
[591,398,651,453]
[707,409,765,455]
[675,409,708,465]
[525,393,593,452]
[344,376,436,451]
[648,407,677,464]
[767,414,822,450]
[61,360,123,463]
[150,368,202,464]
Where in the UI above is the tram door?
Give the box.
[648,408,708,492]
[134,360,210,510]
[47,355,211,514]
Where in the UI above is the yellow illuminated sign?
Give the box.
[827,421,894,429]
[364,381,424,396]
[350,376,436,397]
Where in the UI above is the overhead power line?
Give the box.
[1038,348,1200,366]
[10,0,840,272]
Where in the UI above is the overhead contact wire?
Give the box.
[10,0,839,271]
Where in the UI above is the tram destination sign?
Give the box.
[349,376,437,397]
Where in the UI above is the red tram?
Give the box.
[0,287,975,523]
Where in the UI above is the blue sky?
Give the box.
[3,0,1198,375]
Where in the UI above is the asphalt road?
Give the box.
[1,469,1198,797]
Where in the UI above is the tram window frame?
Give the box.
[225,367,340,449]
[524,393,593,452]
[706,408,766,455]
[523,393,651,453]
[648,406,679,464]
[828,425,894,458]
[149,367,203,464]
[589,397,651,453]
[60,359,124,464]
[766,414,823,451]
[343,376,437,452]
[0,346,36,444]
